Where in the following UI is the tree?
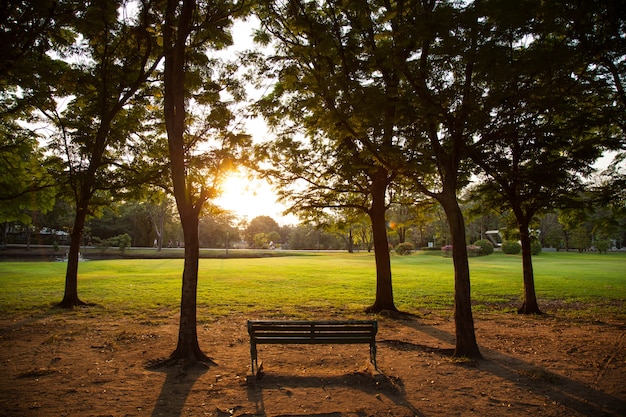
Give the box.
[199,210,240,249]
[281,223,344,250]
[254,0,487,355]
[254,0,406,314]
[539,213,564,250]
[244,215,280,246]
[468,0,616,314]
[162,0,249,366]
[387,184,437,247]
[590,171,626,249]
[364,0,482,357]
[144,190,175,251]
[34,0,164,308]
[309,209,369,253]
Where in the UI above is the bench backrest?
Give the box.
[248,320,377,345]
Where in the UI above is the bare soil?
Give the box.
[1,308,624,417]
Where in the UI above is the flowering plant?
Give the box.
[467,244,482,257]
[441,245,453,257]
[441,244,482,257]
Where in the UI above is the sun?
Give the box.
[213,171,294,224]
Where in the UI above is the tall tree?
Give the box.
[468,0,619,314]
[244,215,280,245]
[253,0,485,355]
[295,0,484,357]
[36,0,164,307]
[162,0,249,365]
[254,0,405,313]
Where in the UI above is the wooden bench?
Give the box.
[247,319,378,376]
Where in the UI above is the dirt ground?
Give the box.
[0,307,624,417]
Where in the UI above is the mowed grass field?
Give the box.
[0,251,624,320]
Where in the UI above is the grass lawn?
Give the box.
[0,250,624,320]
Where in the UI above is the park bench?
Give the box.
[247,319,378,376]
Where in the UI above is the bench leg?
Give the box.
[370,343,378,370]
[250,342,257,376]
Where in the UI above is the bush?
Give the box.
[531,240,542,255]
[441,244,482,257]
[93,237,111,253]
[467,244,482,257]
[395,242,414,255]
[110,233,132,253]
[473,239,494,256]
[502,240,521,255]
[595,239,610,253]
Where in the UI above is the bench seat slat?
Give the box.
[250,329,375,334]
[251,326,375,332]
[253,336,375,341]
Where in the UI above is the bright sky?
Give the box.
[213,170,298,225]
[210,18,296,224]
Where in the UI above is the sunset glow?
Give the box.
[214,171,295,224]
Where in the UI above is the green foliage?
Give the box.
[531,240,542,256]
[502,241,521,255]
[473,239,494,256]
[111,234,132,253]
[93,237,111,253]
[395,242,414,255]
[570,226,592,251]
[595,239,611,254]
[245,216,281,245]
[253,233,270,249]
[0,130,58,224]
[93,233,132,253]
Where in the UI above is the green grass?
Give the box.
[0,251,624,321]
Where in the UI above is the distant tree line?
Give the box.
[4,190,623,253]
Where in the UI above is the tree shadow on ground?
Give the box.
[246,368,425,417]
[400,317,626,416]
[148,362,209,417]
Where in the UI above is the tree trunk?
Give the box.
[59,201,88,308]
[439,193,482,359]
[161,0,212,367]
[517,220,542,314]
[365,169,397,314]
[347,229,354,253]
[169,208,212,364]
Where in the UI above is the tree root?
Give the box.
[146,352,216,371]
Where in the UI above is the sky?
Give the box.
[213,170,299,226]
[212,18,300,225]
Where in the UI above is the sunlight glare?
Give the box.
[214,171,293,224]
